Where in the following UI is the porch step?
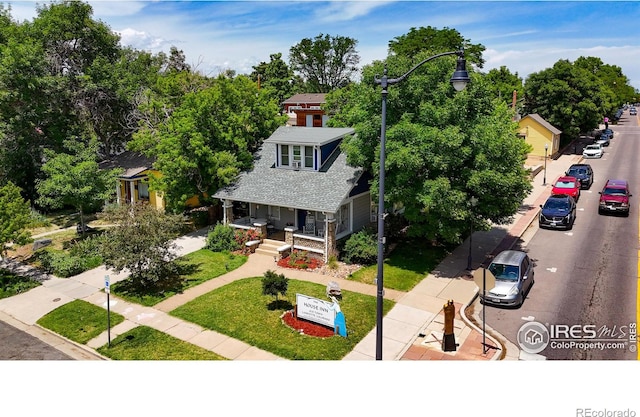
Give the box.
[255,238,285,257]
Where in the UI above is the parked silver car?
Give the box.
[480,250,534,307]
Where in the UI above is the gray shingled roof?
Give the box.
[264,126,355,146]
[214,127,363,213]
[281,93,326,105]
[98,151,155,178]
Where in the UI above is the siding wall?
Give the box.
[351,193,372,231]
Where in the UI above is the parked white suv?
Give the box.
[582,144,603,159]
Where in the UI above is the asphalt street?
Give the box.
[0,319,72,360]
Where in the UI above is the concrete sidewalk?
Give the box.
[0,149,583,360]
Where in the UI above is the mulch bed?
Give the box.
[281,310,336,338]
[277,256,322,270]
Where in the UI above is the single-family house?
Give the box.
[518,114,561,163]
[99,151,204,211]
[282,93,327,127]
[99,151,166,211]
[213,126,373,261]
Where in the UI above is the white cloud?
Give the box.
[484,45,640,89]
[116,27,172,51]
[318,0,394,23]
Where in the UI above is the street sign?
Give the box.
[105,275,110,294]
[472,268,497,354]
[472,268,496,293]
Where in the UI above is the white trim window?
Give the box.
[138,182,150,200]
[280,144,289,166]
[268,205,281,220]
[278,144,316,170]
[337,202,351,234]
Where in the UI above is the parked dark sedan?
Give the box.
[566,163,594,189]
[539,194,576,230]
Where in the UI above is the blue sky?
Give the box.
[6,1,640,89]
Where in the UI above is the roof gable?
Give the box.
[264,125,354,146]
[99,151,156,178]
[521,114,562,135]
[282,93,326,105]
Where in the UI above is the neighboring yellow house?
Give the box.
[99,151,166,211]
[518,114,562,163]
[99,151,203,211]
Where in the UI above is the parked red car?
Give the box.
[551,176,580,201]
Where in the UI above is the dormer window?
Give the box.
[281,145,289,165]
[279,144,314,170]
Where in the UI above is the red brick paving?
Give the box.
[400,301,500,361]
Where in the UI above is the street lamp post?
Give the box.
[466,196,478,271]
[373,51,470,360]
[543,143,548,185]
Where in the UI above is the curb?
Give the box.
[459,291,503,360]
[33,323,110,361]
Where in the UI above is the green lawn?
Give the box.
[171,277,394,360]
[0,268,40,299]
[37,299,125,344]
[111,249,247,306]
[349,239,452,291]
[97,325,226,360]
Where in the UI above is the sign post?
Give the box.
[472,268,496,353]
[105,275,111,348]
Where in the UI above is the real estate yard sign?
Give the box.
[296,293,335,328]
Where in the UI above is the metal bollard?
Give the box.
[442,299,457,352]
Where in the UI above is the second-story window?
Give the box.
[293,146,302,164]
[281,145,289,166]
[304,146,313,168]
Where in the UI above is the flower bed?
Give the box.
[277,250,322,270]
[281,310,335,338]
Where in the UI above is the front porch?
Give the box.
[228,216,333,261]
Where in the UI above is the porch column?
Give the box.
[222,199,234,225]
[326,217,337,260]
[115,182,121,205]
[129,181,135,205]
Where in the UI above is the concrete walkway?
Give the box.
[0,147,584,360]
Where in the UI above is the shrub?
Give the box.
[69,234,102,258]
[37,250,94,278]
[342,229,378,265]
[234,228,261,253]
[27,209,51,228]
[206,223,240,252]
[261,269,289,308]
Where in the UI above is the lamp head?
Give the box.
[450,54,470,92]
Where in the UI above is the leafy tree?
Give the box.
[36,139,120,232]
[289,33,359,92]
[484,66,524,110]
[524,59,608,142]
[98,203,186,292]
[0,1,159,201]
[388,26,485,68]
[130,74,286,212]
[574,56,636,113]
[250,52,298,105]
[326,51,532,244]
[261,269,289,308]
[0,181,31,257]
